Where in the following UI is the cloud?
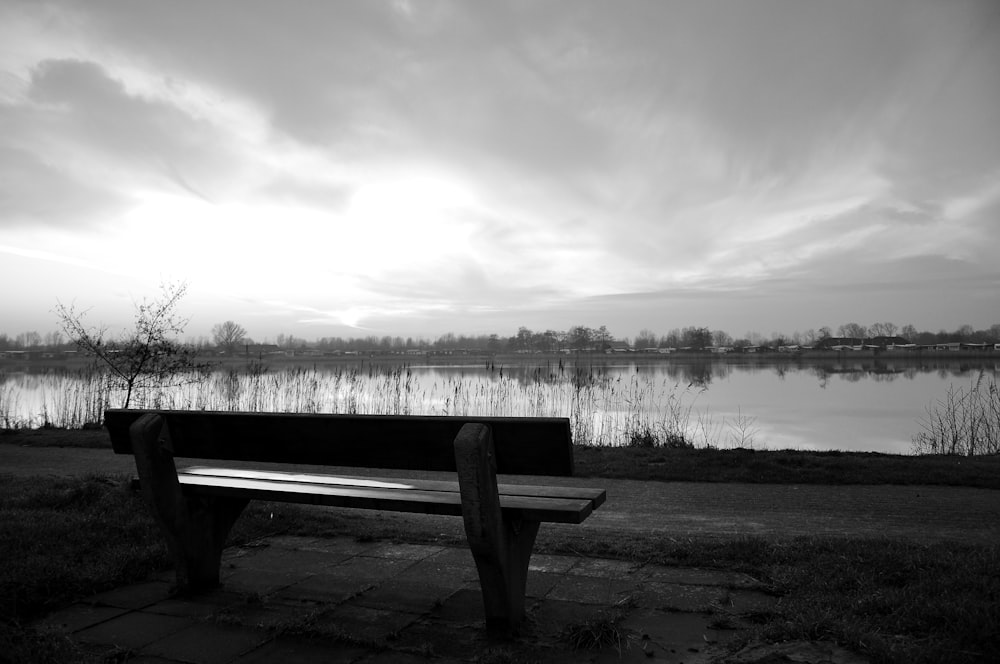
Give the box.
[1,0,997,339]
[25,58,242,199]
[0,146,128,227]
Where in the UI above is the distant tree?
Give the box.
[15,331,42,348]
[817,326,832,340]
[43,330,65,349]
[869,322,898,337]
[540,329,561,352]
[634,328,658,349]
[900,324,917,342]
[712,330,733,347]
[486,334,503,353]
[568,325,593,351]
[680,326,712,349]
[514,327,533,352]
[838,323,867,339]
[595,325,612,351]
[212,320,247,354]
[54,281,206,408]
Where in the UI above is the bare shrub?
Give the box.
[912,370,1000,455]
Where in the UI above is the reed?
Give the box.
[0,364,735,447]
[912,370,1000,455]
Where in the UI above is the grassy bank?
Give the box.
[6,426,1000,489]
[2,474,997,663]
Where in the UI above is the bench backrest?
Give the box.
[105,409,575,476]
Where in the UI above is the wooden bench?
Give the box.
[104,409,606,633]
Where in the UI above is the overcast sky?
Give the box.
[2,0,998,343]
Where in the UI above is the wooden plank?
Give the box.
[106,409,574,476]
[176,474,594,523]
[180,466,606,509]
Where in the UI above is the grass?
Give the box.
[2,471,998,663]
[574,444,1000,489]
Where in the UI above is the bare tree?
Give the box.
[838,322,867,339]
[869,322,898,337]
[212,320,247,354]
[712,329,733,347]
[43,330,65,349]
[54,281,206,408]
[15,331,42,348]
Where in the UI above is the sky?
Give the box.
[2,0,999,344]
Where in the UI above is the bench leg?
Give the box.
[129,413,249,594]
[454,423,540,636]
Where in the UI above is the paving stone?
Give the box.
[362,650,465,664]
[546,574,639,605]
[108,654,178,663]
[75,611,194,650]
[325,553,419,583]
[632,580,726,612]
[210,593,324,631]
[528,552,578,574]
[392,615,491,660]
[361,541,446,561]
[143,588,245,619]
[274,571,375,605]
[352,579,456,614]
[288,535,380,557]
[35,603,130,634]
[140,621,270,664]
[393,556,479,590]
[223,567,311,595]
[526,570,570,599]
[309,602,422,643]
[567,557,643,579]
[230,544,352,574]
[235,636,368,663]
[426,587,485,624]
[88,580,172,610]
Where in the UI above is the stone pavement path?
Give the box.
[37,534,866,664]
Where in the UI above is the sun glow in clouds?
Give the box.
[345,174,478,258]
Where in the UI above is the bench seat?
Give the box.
[177,466,605,524]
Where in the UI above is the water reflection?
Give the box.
[2,357,997,454]
[462,357,999,388]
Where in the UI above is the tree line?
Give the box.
[6,319,999,355]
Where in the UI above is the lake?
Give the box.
[2,356,997,454]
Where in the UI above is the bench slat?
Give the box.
[181,466,607,510]
[178,474,595,524]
